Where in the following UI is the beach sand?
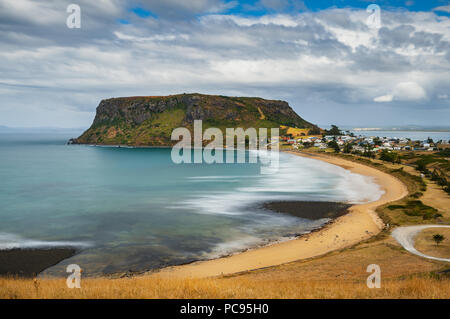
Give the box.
[153,151,408,279]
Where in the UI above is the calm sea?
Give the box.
[350,130,450,142]
[0,133,383,276]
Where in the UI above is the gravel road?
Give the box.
[392,225,450,262]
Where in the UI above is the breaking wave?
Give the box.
[171,152,384,216]
[0,232,92,250]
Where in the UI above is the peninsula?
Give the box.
[70,94,320,146]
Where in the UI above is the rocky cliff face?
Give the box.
[72,93,319,146]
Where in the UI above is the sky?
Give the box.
[0,0,449,128]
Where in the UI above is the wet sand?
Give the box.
[262,201,351,220]
[0,248,77,278]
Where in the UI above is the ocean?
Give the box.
[0,133,383,276]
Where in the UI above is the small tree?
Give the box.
[309,126,321,135]
[326,125,342,136]
[433,234,444,247]
[343,143,353,154]
[380,149,401,164]
[362,145,375,159]
[373,137,382,146]
[431,169,440,182]
[327,140,340,153]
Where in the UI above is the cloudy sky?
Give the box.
[1,0,449,128]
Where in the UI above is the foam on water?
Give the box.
[172,152,383,216]
[0,233,92,250]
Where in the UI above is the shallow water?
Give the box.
[0,133,383,276]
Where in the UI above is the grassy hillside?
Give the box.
[73,94,319,146]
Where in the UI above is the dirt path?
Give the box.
[392,225,450,262]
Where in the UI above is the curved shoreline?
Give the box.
[152,151,408,279]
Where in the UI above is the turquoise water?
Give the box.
[0,133,382,276]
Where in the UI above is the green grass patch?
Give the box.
[386,200,442,220]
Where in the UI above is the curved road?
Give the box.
[392,225,450,262]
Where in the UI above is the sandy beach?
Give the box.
[153,151,408,279]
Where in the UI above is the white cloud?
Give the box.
[433,6,450,13]
[202,13,301,27]
[0,0,64,25]
[374,82,427,103]
[114,31,189,42]
[374,94,393,102]
[394,82,427,100]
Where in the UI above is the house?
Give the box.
[314,142,327,148]
[298,138,312,144]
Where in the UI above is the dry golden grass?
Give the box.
[1,239,448,299]
[235,242,443,281]
[1,275,449,299]
[415,228,450,259]
[280,126,312,137]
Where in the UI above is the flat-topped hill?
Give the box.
[72,93,320,146]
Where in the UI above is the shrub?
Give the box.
[380,150,401,163]
[327,140,340,153]
[433,234,444,246]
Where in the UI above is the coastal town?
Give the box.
[281,125,450,197]
[282,125,450,155]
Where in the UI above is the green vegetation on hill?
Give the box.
[74,94,318,146]
[405,152,450,195]
[387,200,442,220]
